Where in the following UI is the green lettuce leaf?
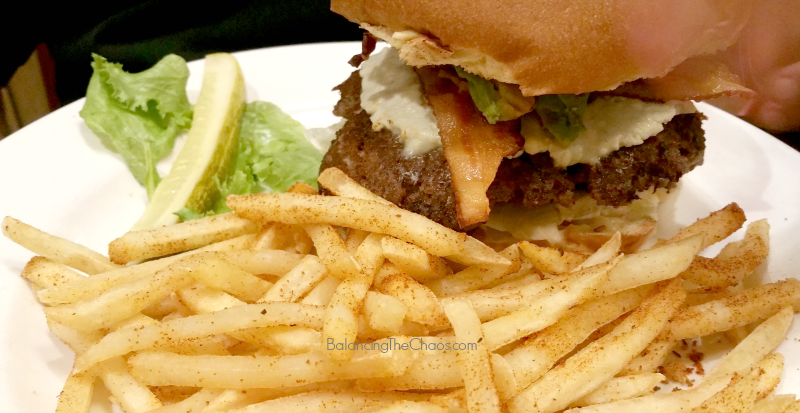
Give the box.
[242,101,322,192]
[176,101,322,220]
[455,67,534,124]
[79,54,192,198]
[534,94,590,144]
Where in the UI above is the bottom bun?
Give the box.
[474,189,668,254]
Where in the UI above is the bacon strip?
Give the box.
[417,67,523,228]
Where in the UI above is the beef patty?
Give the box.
[321,71,705,230]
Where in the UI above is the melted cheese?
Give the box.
[523,96,696,167]
[360,48,441,157]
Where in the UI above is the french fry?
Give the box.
[481,258,614,351]
[129,338,414,388]
[74,302,326,372]
[47,320,163,413]
[220,390,427,413]
[563,371,732,412]
[55,369,95,413]
[429,244,520,295]
[215,249,303,276]
[325,233,384,359]
[657,202,746,250]
[787,401,800,413]
[689,353,783,413]
[324,277,372,360]
[258,255,328,303]
[706,306,793,381]
[679,219,770,288]
[203,381,353,413]
[451,267,592,322]
[363,291,408,333]
[177,282,324,354]
[519,241,588,274]
[300,276,341,306]
[750,395,798,413]
[45,257,198,332]
[371,401,449,413]
[251,222,292,251]
[382,236,452,282]
[227,193,466,256]
[305,224,361,280]
[508,279,685,413]
[2,216,118,274]
[504,286,650,389]
[318,167,396,205]
[357,353,463,391]
[568,373,665,407]
[428,389,468,413]
[38,235,264,305]
[354,232,386,278]
[445,235,512,269]
[617,339,675,376]
[108,212,258,264]
[147,389,224,413]
[667,279,800,341]
[346,229,371,253]
[21,256,85,293]
[182,253,273,302]
[443,298,502,413]
[754,353,784,400]
[573,232,621,271]
[597,234,703,297]
[491,352,519,401]
[374,262,448,326]
[176,282,243,313]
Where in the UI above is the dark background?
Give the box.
[1,0,363,105]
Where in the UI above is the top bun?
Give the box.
[331,0,752,96]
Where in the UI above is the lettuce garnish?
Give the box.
[534,94,590,144]
[454,67,534,124]
[175,101,322,219]
[79,54,193,198]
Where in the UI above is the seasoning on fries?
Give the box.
[2,170,798,413]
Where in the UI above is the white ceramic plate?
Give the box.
[1,42,798,412]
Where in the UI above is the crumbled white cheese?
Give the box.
[305,119,346,154]
[523,96,696,167]
[360,48,441,157]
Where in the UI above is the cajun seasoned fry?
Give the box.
[108,212,258,264]
[679,219,769,288]
[443,298,502,413]
[657,202,746,250]
[258,255,328,303]
[3,216,118,274]
[508,279,685,413]
[504,286,650,388]
[428,244,520,295]
[374,262,448,326]
[21,256,85,292]
[382,236,452,282]
[568,373,665,407]
[481,259,613,351]
[227,193,466,256]
[128,338,414,388]
[667,279,800,341]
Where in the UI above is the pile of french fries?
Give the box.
[2,166,799,413]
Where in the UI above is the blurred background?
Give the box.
[0,0,361,137]
[1,0,797,147]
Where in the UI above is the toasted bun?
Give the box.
[332,0,753,96]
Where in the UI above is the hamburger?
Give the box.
[320,0,754,253]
